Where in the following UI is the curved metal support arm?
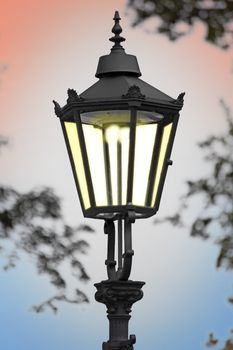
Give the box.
[118,211,134,281]
[104,211,135,281]
[104,220,117,280]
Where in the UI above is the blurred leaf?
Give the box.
[127,0,233,49]
[0,181,95,312]
[153,101,233,348]
[206,332,219,347]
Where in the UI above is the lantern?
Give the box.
[53,11,184,221]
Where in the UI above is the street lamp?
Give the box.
[53,11,184,350]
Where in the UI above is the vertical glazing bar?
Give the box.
[145,124,163,206]
[117,141,122,205]
[126,108,137,204]
[118,219,123,270]
[103,129,113,205]
[74,110,96,207]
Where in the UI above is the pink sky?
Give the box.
[1,0,232,210]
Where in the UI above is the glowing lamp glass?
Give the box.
[62,109,176,219]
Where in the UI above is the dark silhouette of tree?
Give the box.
[154,100,233,348]
[206,332,233,349]
[0,135,8,148]
[0,136,94,313]
[0,62,7,85]
[127,0,233,49]
[155,101,233,270]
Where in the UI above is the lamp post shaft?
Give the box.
[108,314,130,341]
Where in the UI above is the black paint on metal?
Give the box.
[117,140,122,205]
[117,219,123,271]
[95,279,145,350]
[126,109,136,204]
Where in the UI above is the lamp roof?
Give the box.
[80,11,182,107]
[80,75,175,104]
[53,11,185,117]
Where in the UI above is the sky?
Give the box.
[0,1,232,350]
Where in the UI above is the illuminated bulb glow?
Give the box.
[120,127,130,205]
[105,125,130,205]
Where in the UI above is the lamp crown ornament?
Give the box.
[52,100,62,117]
[122,85,146,99]
[175,92,185,104]
[66,88,83,104]
[109,11,126,50]
[95,10,141,77]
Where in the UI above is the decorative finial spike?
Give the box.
[173,92,185,105]
[53,100,62,117]
[177,92,185,103]
[113,11,120,21]
[66,88,84,103]
[109,10,125,50]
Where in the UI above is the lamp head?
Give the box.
[53,11,184,220]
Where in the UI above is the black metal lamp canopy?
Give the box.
[53,11,184,221]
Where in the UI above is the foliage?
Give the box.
[127,0,233,49]
[154,100,233,348]
[206,332,233,349]
[0,138,94,313]
[0,62,7,85]
[155,100,233,269]
[0,135,8,149]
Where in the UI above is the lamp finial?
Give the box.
[109,11,126,50]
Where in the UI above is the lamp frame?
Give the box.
[57,95,181,220]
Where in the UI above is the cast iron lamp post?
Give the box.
[53,11,184,350]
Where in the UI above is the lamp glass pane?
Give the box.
[105,124,130,205]
[151,123,172,206]
[81,111,130,207]
[82,124,107,206]
[133,122,158,206]
[64,122,90,209]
